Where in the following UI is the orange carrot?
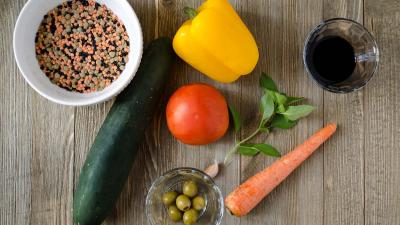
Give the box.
[225,123,337,217]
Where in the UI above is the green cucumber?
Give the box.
[73,37,174,225]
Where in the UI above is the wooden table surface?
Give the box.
[1,0,399,224]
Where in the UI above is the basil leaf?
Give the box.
[271,114,298,129]
[277,104,286,113]
[266,90,287,106]
[274,92,287,105]
[260,92,275,122]
[237,144,260,156]
[255,143,281,157]
[281,105,315,121]
[266,89,276,102]
[287,96,305,105]
[260,73,278,92]
[228,104,241,133]
[238,143,281,157]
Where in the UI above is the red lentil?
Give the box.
[35,0,130,93]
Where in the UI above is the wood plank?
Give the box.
[155,1,241,225]
[73,0,157,225]
[236,0,324,225]
[1,0,33,225]
[1,1,399,225]
[28,5,76,222]
[74,102,114,225]
[363,1,400,224]
[107,0,159,223]
[0,0,76,224]
[322,1,365,225]
[30,99,75,225]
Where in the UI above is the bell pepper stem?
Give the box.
[183,7,197,19]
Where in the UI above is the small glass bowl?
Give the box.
[145,168,224,225]
[303,18,379,93]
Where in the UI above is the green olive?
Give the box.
[176,194,191,211]
[182,181,198,197]
[183,209,199,225]
[192,196,206,210]
[162,191,178,206]
[168,205,183,222]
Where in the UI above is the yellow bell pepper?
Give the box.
[173,0,259,83]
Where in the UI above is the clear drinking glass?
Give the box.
[303,18,379,93]
[145,168,224,225]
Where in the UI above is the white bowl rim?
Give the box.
[13,0,143,106]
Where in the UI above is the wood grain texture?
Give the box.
[0,1,33,225]
[235,1,325,225]
[273,1,325,224]
[30,99,75,225]
[1,0,75,225]
[322,1,365,225]
[1,0,400,225]
[156,1,242,225]
[73,1,157,225]
[364,1,400,224]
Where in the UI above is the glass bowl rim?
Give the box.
[145,167,224,225]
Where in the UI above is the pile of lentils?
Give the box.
[35,0,130,93]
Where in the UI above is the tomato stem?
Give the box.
[183,7,197,19]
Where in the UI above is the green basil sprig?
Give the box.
[224,73,315,165]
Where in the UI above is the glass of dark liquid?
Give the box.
[303,18,379,93]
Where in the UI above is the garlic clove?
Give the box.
[204,160,219,178]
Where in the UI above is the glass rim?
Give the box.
[303,17,380,93]
[145,167,224,225]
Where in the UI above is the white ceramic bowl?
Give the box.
[14,0,143,106]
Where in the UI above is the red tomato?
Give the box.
[166,83,229,145]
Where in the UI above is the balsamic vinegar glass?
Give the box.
[303,18,379,93]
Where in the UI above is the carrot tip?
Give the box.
[326,123,337,133]
[327,122,337,128]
